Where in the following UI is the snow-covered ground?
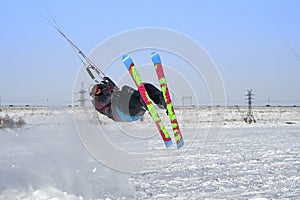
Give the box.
[0,106,299,199]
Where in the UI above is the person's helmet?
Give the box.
[89,84,101,98]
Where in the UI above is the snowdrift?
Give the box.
[0,106,299,199]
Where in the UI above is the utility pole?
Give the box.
[78,82,87,107]
[244,89,256,124]
[266,97,271,107]
[227,96,230,107]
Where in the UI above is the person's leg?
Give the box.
[128,90,147,116]
[119,85,146,116]
[144,83,166,109]
[121,85,136,95]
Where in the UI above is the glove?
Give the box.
[103,77,119,91]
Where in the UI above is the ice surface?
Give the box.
[0,106,299,199]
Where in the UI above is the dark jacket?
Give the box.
[92,77,142,121]
[93,84,114,119]
[92,78,163,122]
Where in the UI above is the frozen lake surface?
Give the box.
[0,107,299,199]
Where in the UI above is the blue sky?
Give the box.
[0,0,299,106]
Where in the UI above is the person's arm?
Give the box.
[103,77,119,90]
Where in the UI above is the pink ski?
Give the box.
[151,52,184,149]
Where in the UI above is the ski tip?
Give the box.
[165,140,172,148]
[122,55,130,62]
[122,55,133,69]
[177,139,184,149]
[151,52,161,64]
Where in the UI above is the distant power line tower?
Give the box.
[78,82,88,107]
[244,89,256,124]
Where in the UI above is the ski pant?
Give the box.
[112,83,165,119]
